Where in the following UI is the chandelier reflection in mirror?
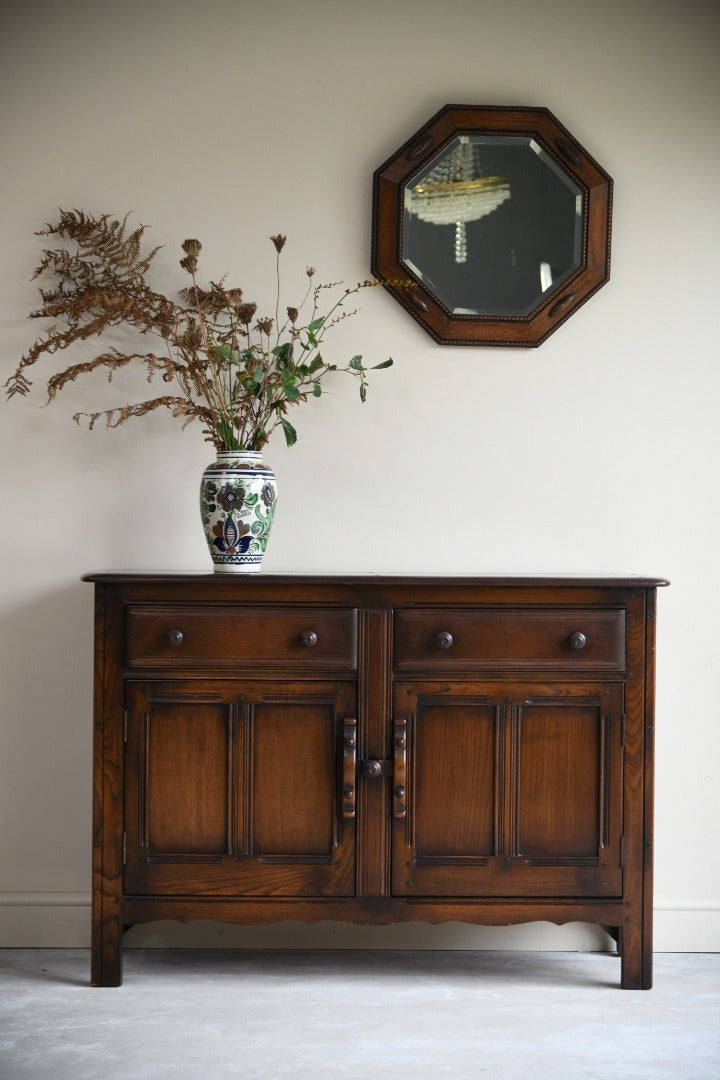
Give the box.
[407,138,510,264]
[403,134,583,318]
[372,105,613,347]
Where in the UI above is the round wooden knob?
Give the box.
[435,631,454,650]
[299,630,318,648]
[166,630,184,646]
[362,760,383,779]
[568,631,587,651]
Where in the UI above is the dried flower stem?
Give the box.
[5,210,399,451]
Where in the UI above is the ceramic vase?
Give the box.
[199,450,277,573]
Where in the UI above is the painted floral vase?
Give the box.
[199,450,277,573]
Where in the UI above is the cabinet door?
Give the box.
[392,681,623,898]
[124,680,356,897]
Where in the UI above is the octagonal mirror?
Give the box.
[372,105,612,346]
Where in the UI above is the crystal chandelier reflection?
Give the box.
[409,141,510,263]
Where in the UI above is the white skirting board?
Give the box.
[1,895,718,951]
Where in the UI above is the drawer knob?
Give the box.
[166,630,184,646]
[568,631,587,651]
[435,631,454,650]
[362,760,383,779]
[299,629,318,649]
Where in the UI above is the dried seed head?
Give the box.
[270,234,287,253]
[181,239,202,256]
[238,302,257,325]
[306,266,316,278]
[286,306,299,324]
[256,317,274,336]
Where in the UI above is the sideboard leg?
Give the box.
[620,921,652,989]
[91,905,123,987]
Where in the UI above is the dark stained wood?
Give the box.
[517,702,604,857]
[144,698,229,854]
[392,680,622,899]
[641,590,658,989]
[356,609,392,896]
[84,573,668,588]
[91,582,126,988]
[125,605,357,669]
[123,680,356,899]
[251,700,336,856]
[86,574,665,987]
[90,583,108,987]
[394,607,626,670]
[413,699,496,857]
[621,590,655,989]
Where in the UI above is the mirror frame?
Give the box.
[372,105,612,347]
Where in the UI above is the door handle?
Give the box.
[341,718,357,818]
[393,718,408,818]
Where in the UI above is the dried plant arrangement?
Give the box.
[5,210,396,450]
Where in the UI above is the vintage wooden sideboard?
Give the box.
[84,573,666,987]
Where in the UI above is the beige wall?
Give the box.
[1,0,718,951]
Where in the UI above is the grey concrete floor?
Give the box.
[0,950,718,1079]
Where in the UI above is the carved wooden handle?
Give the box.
[342,718,357,818]
[393,719,408,818]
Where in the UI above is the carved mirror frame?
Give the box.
[372,105,612,346]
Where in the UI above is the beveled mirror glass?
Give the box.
[372,106,612,346]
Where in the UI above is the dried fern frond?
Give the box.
[74,395,213,433]
[46,349,183,401]
[6,209,395,450]
[38,210,161,283]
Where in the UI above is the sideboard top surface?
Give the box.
[83,572,669,588]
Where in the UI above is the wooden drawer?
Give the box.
[125,605,357,669]
[394,608,626,671]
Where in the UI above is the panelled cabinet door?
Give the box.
[392,681,623,898]
[124,680,356,897]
